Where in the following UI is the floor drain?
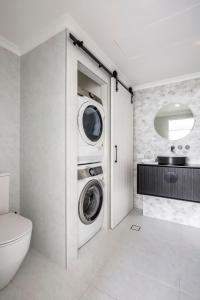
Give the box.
[130,224,141,231]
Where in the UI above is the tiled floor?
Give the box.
[0,210,200,300]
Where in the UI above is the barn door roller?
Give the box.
[69,33,134,104]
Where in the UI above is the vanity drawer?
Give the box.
[137,165,171,198]
[137,164,200,203]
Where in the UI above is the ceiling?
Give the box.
[0,0,200,86]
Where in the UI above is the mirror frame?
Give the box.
[154,103,195,141]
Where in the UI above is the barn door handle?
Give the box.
[115,145,118,163]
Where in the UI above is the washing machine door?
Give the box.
[79,179,103,225]
[78,101,104,146]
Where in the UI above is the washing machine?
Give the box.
[78,163,104,248]
[78,94,105,165]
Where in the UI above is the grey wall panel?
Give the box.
[0,47,20,212]
[20,31,66,266]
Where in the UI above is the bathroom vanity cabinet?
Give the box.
[137,164,200,203]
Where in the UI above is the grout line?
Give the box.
[130,266,180,290]
[92,285,118,300]
[77,285,90,300]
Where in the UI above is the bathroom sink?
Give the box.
[157,156,187,166]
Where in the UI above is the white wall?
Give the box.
[0,47,20,212]
[20,31,66,266]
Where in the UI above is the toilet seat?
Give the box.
[0,213,32,246]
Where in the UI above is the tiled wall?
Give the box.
[0,47,20,212]
[133,78,200,227]
[20,31,66,265]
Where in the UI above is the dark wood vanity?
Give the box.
[137,163,200,203]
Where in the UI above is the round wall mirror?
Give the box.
[154,104,195,141]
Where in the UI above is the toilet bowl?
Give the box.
[0,213,32,290]
[0,173,32,290]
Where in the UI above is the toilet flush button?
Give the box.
[89,168,96,176]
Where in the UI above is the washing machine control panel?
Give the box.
[78,166,103,180]
[89,166,102,176]
[89,168,96,176]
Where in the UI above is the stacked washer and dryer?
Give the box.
[77,92,105,248]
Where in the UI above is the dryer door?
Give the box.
[79,179,103,225]
[78,102,104,146]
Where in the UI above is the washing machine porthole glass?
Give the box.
[82,105,103,142]
[79,180,103,225]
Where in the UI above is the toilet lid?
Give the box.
[0,213,32,246]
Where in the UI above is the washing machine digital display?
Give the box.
[79,179,103,225]
[82,105,103,142]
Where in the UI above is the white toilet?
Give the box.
[0,174,32,290]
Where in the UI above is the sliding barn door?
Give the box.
[111,78,134,229]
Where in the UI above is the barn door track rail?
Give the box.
[69,33,134,103]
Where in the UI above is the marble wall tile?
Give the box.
[0,47,20,212]
[143,196,200,228]
[134,78,200,227]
